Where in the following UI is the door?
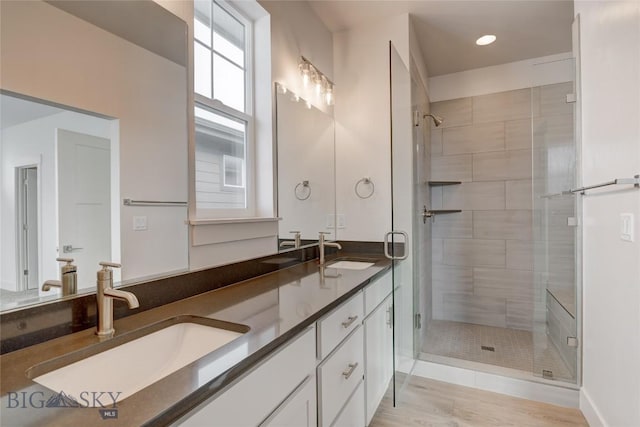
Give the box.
[16,166,39,290]
[387,41,419,405]
[57,129,111,290]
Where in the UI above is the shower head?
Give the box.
[424,113,444,127]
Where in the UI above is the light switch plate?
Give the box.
[621,213,634,242]
[133,216,148,231]
[326,214,335,228]
[336,214,346,229]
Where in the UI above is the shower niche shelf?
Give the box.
[428,181,461,186]
[428,209,462,215]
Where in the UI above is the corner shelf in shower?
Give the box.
[427,181,462,218]
[428,181,462,186]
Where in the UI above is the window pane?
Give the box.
[195,106,247,210]
[213,32,244,67]
[212,1,244,51]
[194,0,212,47]
[213,53,244,112]
[194,43,212,98]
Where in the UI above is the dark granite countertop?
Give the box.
[0,254,391,426]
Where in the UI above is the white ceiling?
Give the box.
[1,95,64,129]
[308,0,574,76]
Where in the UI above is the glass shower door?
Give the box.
[388,41,418,404]
[531,58,580,384]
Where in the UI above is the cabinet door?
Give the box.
[262,375,317,427]
[178,327,315,427]
[364,296,393,425]
[332,380,365,427]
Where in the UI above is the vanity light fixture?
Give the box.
[300,62,311,87]
[299,56,335,106]
[476,34,497,46]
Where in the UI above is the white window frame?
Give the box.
[194,0,255,218]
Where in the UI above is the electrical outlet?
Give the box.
[337,214,346,229]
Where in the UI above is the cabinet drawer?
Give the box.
[318,292,364,359]
[364,271,392,317]
[332,380,365,427]
[178,326,316,427]
[262,375,317,427]
[318,327,364,427]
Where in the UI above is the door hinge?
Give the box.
[414,313,422,329]
[23,269,29,276]
[567,336,579,347]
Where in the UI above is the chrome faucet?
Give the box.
[42,258,77,296]
[96,262,139,337]
[318,232,342,265]
[279,231,301,249]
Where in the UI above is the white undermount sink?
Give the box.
[30,316,248,405]
[327,260,375,270]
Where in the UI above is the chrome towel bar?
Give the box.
[570,174,639,195]
[123,199,187,207]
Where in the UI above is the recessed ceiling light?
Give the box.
[476,35,497,46]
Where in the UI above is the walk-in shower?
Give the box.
[418,59,580,385]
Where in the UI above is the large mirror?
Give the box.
[1,94,119,310]
[0,0,189,311]
[275,83,336,251]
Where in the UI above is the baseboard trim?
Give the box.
[407,359,580,408]
[580,388,607,427]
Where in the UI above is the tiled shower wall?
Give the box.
[430,87,537,331]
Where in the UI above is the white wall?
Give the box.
[1,1,189,281]
[574,2,640,426]
[1,111,112,292]
[333,14,411,242]
[261,0,334,111]
[429,52,574,102]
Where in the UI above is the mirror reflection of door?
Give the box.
[56,129,111,290]
[16,166,39,291]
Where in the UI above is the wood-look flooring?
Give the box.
[370,375,588,427]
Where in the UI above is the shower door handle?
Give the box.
[384,231,409,260]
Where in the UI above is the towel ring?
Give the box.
[355,177,375,199]
[295,180,311,200]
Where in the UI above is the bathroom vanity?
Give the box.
[0,255,392,426]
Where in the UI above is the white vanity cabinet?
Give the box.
[332,380,365,427]
[176,269,393,427]
[262,375,317,427]
[316,291,365,427]
[177,326,316,427]
[363,272,393,425]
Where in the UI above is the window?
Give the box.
[194,0,253,216]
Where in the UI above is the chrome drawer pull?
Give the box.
[342,363,358,379]
[341,315,358,328]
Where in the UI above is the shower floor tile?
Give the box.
[422,320,573,381]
